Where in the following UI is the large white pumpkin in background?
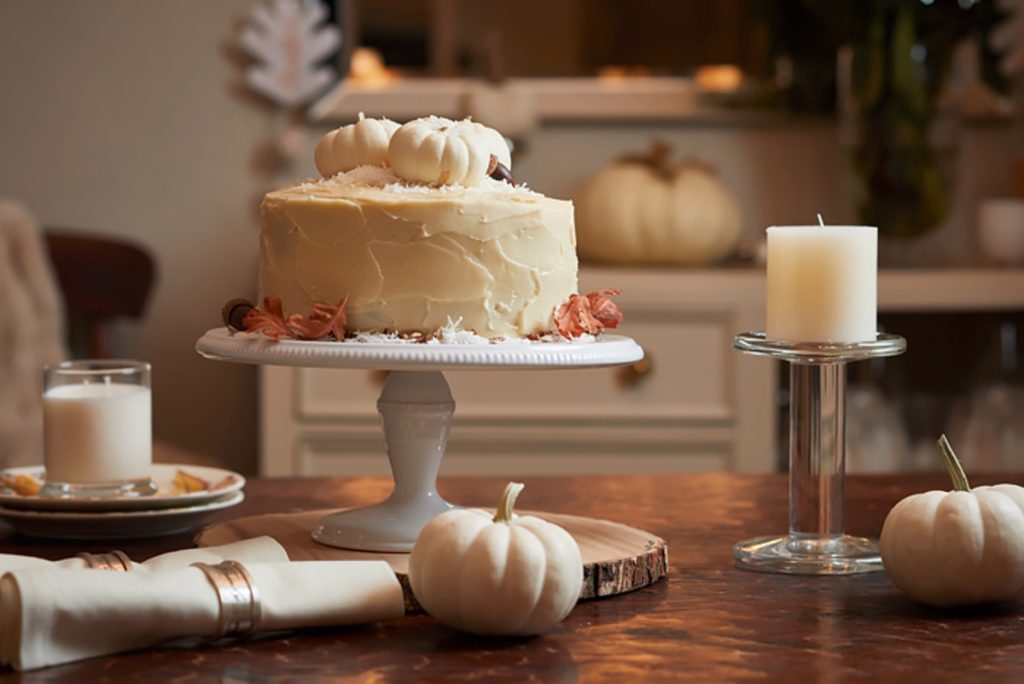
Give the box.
[574,142,743,266]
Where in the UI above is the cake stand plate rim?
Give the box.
[195,328,645,370]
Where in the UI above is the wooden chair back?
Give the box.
[44,231,156,358]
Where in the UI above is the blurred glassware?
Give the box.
[960,322,1024,471]
[847,356,911,474]
[847,385,911,473]
[978,198,1024,267]
[906,391,956,472]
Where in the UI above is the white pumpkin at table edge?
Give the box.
[879,435,1024,608]
[388,115,511,187]
[574,141,742,266]
[408,482,582,636]
[314,113,400,178]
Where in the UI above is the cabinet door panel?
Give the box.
[293,316,733,427]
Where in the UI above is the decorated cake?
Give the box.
[242,114,619,341]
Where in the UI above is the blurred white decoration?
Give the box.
[991,0,1024,77]
[238,0,341,108]
[978,198,1024,266]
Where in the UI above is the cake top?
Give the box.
[288,164,543,201]
[305,113,529,197]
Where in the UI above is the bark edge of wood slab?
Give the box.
[197,508,669,611]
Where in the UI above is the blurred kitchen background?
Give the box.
[1,0,1022,476]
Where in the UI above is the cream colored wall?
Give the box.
[0,1,267,472]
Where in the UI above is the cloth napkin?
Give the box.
[0,536,289,573]
[0,559,404,671]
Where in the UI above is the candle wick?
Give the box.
[817,213,825,227]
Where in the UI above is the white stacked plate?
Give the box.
[0,464,245,539]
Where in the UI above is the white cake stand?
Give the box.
[196,328,644,552]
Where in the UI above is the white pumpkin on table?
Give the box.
[574,141,742,266]
[880,435,1024,607]
[408,482,582,636]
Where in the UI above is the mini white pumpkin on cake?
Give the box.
[388,115,512,187]
[313,112,400,177]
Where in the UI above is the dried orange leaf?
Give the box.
[587,289,623,329]
[209,475,239,492]
[554,288,624,338]
[172,469,210,494]
[243,296,348,341]
[1,474,41,496]
[242,296,291,339]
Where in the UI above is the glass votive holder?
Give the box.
[40,360,157,498]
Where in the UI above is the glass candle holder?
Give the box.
[41,360,156,498]
[732,333,906,574]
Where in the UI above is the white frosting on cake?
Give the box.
[259,166,578,338]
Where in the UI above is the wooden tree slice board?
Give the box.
[197,508,668,610]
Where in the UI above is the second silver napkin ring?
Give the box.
[192,560,262,638]
[76,550,133,571]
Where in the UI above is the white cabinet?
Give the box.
[260,268,775,476]
[260,267,1024,477]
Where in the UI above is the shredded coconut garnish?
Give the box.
[293,165,540,198]
[269,316,596,346]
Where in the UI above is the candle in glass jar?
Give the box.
[43,381,152,484]
[766,225,877,343]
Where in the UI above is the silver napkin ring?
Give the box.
[76,550,133,571]
[192,560,262,638]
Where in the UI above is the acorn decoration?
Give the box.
[221,299,255,332]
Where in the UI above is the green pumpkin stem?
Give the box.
[937,434,971,492]
[493,482,525,524]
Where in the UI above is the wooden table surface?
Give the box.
[2,472,1023,683]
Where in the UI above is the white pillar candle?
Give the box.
[766,225,877,343]
[43,382,152,484]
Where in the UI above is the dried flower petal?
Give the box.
[1,474,41,497]
[243,296,348,341]
[209,475,239,492]
[587,289,623,329]
[554,288,624,338]
[242,297,292,339]
[172,469,210,494]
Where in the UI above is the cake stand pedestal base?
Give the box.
[312,370,454,552]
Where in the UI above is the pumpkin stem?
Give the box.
[493,482,525,524]
[937,434,971,492]
[617,139,674,179]
[646,139,672,173]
